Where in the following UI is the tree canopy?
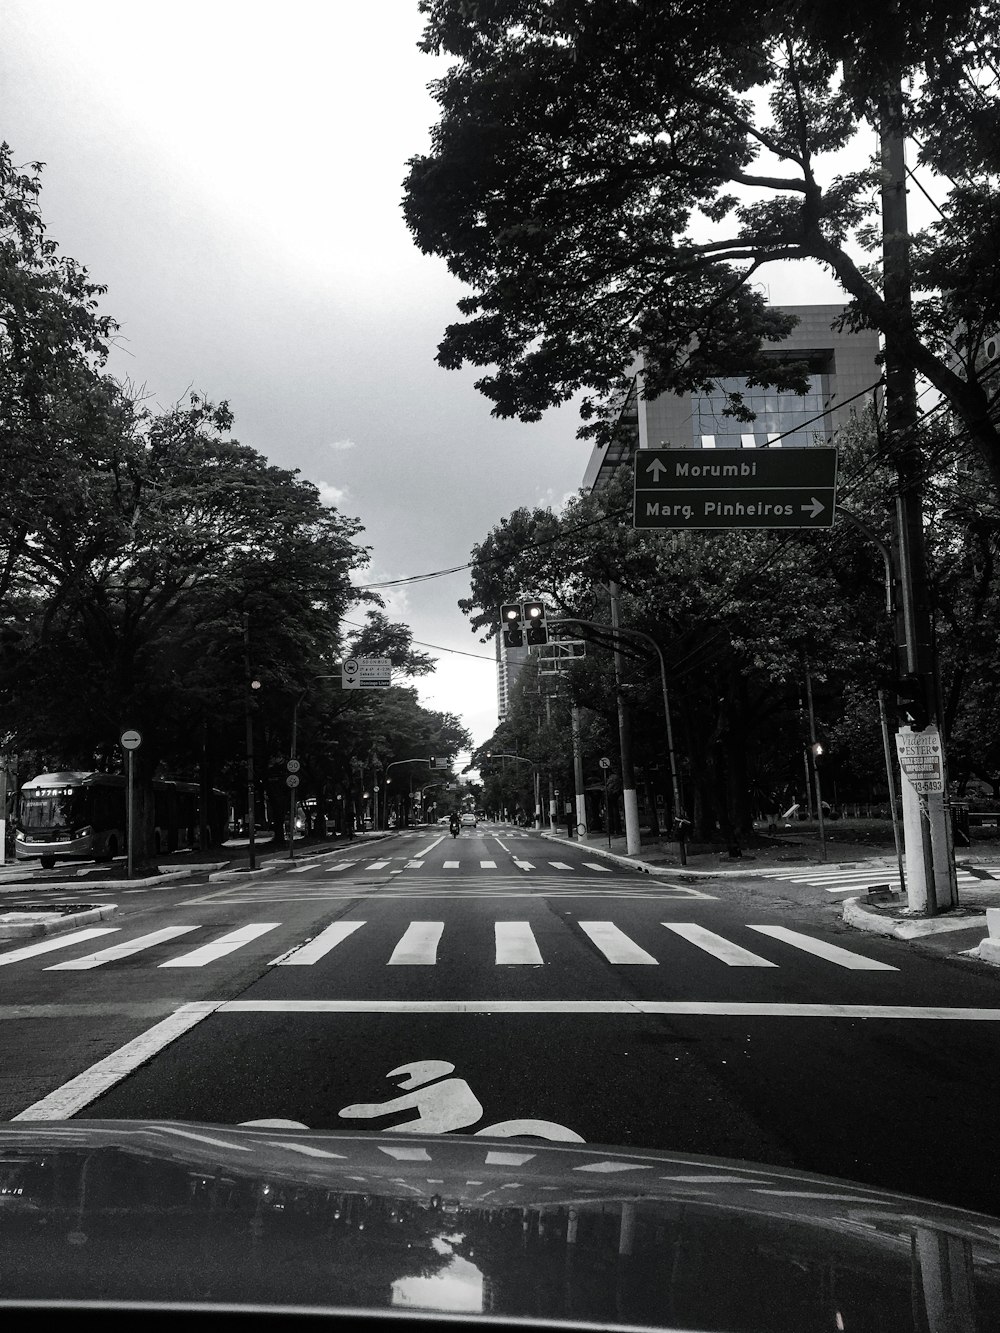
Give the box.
[405,2,1000,486]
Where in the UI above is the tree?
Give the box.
[405,3,1000,487]
[0,393,371,865]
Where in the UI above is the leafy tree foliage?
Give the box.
[405,3,1000,486]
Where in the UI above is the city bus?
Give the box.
[15,772,231,869]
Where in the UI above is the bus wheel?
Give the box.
[40,856,56,870]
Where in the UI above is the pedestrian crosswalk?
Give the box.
[316,857,617,875]
[0,916,900,975]
[756,864,998,895]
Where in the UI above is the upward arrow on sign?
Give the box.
[645,458,667,481]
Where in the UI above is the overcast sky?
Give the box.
[1,0,851,758]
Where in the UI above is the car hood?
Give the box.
[0,1121,998,1331]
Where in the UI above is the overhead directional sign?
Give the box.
[341,656,392,690]
[633,447,838,530]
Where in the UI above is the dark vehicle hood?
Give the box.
[1,1121,998,1331]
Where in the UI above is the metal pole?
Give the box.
[242,612,256,872]
[608,583,641,855]
[571,704,587,837]
[126,750,134,880]
[603,768,611,848]
[804,665,826,862]
[878,688,907,895]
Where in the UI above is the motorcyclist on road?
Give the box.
[449,813,460,837]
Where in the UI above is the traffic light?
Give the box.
[501,603,523,648]
[523,599,548,645]
[895,673,932,731]
[810,741,824,767]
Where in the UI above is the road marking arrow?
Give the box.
[645,459,667,481]
[801,496,825,518]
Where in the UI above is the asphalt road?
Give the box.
[3,822,1000,1215]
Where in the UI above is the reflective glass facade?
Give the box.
[691,372,833,449]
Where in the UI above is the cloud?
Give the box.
[327,438,356,452]
[316,480,349,506]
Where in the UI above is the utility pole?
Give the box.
[880,82,956,913]
[609,582,641,855]
[242,612,257,872]
[571,703,587,836]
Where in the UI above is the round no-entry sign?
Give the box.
[598,756,612,769]
[286,774,300,788]
[120,729,142,751]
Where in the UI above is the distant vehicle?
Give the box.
[15,771,229,870]
[460,812,476,827]
[437,815,452,826]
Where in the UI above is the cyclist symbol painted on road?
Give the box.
[337,1058,585,1141]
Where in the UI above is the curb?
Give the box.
[0,902,119,940]
[842,896,990,941]
[539,832,673,877]
[0,866,221,892]
[209,834,396,882]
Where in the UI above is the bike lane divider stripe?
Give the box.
[0,929,120,967]
[158,923,282,968]
[271,920,366,966]
[414,835,445,858]
[747,925,899,971]
[11,1000,223,1121]
[578,921,658,965]
[47,926,200,971]
[661,923,777,968]
[495,922,543,965]
[388,922,444,965]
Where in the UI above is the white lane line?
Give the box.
[661,923,777,967]
[495,921,543,965]
[159,923,281,968]
[325,862,357,873]
[12,1001,222,1120]
[388,921,444,965]
[219,999,1000,1020]
[548,862,573,870]
[272,920,365,965]
[493,836,511,853]
[366,861,390,870]
[581,862,612,872]
[747,925,898,971]
[0,928,119,967]
[47,926,200,971]
[405,861,425,869]
[480,860,497,869]
[578,921,658,965]
[414,835,445,858]
[443,860,460,869]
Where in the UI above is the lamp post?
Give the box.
[287,672,341,860]
[242,612,262,872]
[552,617,686,863]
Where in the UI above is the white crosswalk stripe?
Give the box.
[0,917,899,975]
[756,864,993,895]
[159,923,281,968]
[480,860,497,869]
[389,921,443,965]
[273,920,364,966]
[582,862,612,872]
[548,862,573,871]
[579,921,658,964]
[495,922,543,965]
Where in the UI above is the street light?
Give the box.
[287,672,341,859]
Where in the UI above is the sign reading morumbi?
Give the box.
[633,447,838,530]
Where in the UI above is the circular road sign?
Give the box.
[598,756,612,769]
[286,774,300,788]
[342,657,360,680]
[120,729,142,751]
[286,759,301,773]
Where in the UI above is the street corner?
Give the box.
[842,894,992,947]
[0,901,119,940]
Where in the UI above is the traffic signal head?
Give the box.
[523,599,548,646]
[500,603,523,649]
[895,674,931,731]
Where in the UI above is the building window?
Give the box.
[691,364,834,449]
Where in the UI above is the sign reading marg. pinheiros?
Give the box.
[633,446,838,530]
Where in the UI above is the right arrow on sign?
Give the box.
[801,497,825,518]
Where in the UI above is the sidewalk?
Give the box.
[540,826,1000,966]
